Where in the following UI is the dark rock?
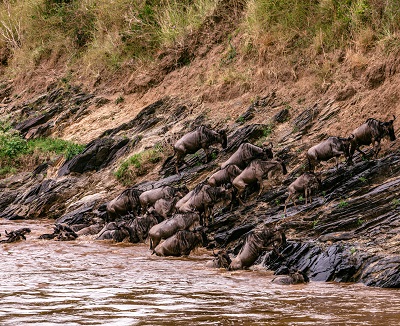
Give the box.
[58,137,129,176]
[292,104,320,135]
[273,108,290,123]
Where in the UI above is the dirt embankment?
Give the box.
[1,1,400,287]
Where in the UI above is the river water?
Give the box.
[0,220,399,326]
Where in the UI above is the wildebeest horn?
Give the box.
[393,115,396,121]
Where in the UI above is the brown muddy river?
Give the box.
[1,220,399,325]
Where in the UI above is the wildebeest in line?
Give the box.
[348,115,396,164]
[284,172,321,215]
[106,188,142,221]
[229,226,286,270]
[207,164,242,187]
[148,212,200,251]
[178,183,232,226]
[232,159,287,205]
[96,213,162,243]
[220,142,274,170]
[307,135,354,171]
[150,196,180,219]
[139,185,188,213]
[153,228,208,257]
[173,125,227,174]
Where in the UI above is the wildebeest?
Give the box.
[150,196,180,219]
[207,164,242,187]
[220,142,273,170]
[153,228,207,257]
[123,214,162,243]
[139,185,188,213]
[96,213,162,243]
[271,270,310,285]
[0,228,31,243]
[38,224,78,241]
[284,172,321,215]
[106,188,141,221]
[232,159,287,204]
[229,226,286,270]
[148,212,200,250]
[348,116,396,164]
[205,249,232,269]
[173,125,227,173]
[175,188,195,210]
[307,136,354,171]
[178,184,232,226]
[96,222,128,242]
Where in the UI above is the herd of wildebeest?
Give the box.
[1,115,396,281]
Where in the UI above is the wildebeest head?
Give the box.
[212,249,232,269]
[339,135,354,157]
[383,115,396,141]
[219,129,228,149]
[262,142,274,159]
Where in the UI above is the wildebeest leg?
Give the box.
[257,176,264,196]
[284,193,295,215]
[204,148,211,163]
[305,188,309,205]
[373,138,381,158]
[355,146,369,158]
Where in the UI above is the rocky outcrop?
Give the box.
[1,91,399,288]
[58,137,129,176]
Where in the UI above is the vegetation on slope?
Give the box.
[0,0,399,85]
[0,121,84,176]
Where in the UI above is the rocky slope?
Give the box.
[1,1,400,288]
[1,83,399,287]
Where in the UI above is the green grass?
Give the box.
[27,138,85,161]
[338,199,349,208]
[114,143,164,185]
[0,125,84,177]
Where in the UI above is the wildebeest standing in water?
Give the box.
[148,212,200,250]
[220,142,274,170]
[153,228,207,257]
[232,159,287,204]
[96,213,162,243]
[106,188,141,221]
[229,226,286,270]
[178,183,232,226]
[173,125,227,174]
[271,270,310,285]
[348,116,396,164]
[284,172,321,215]
[205,249,232,269]
[307,135,354,171]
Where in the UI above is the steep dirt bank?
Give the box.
[1,1,400,287]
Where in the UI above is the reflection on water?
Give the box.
[0,220,399,325]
